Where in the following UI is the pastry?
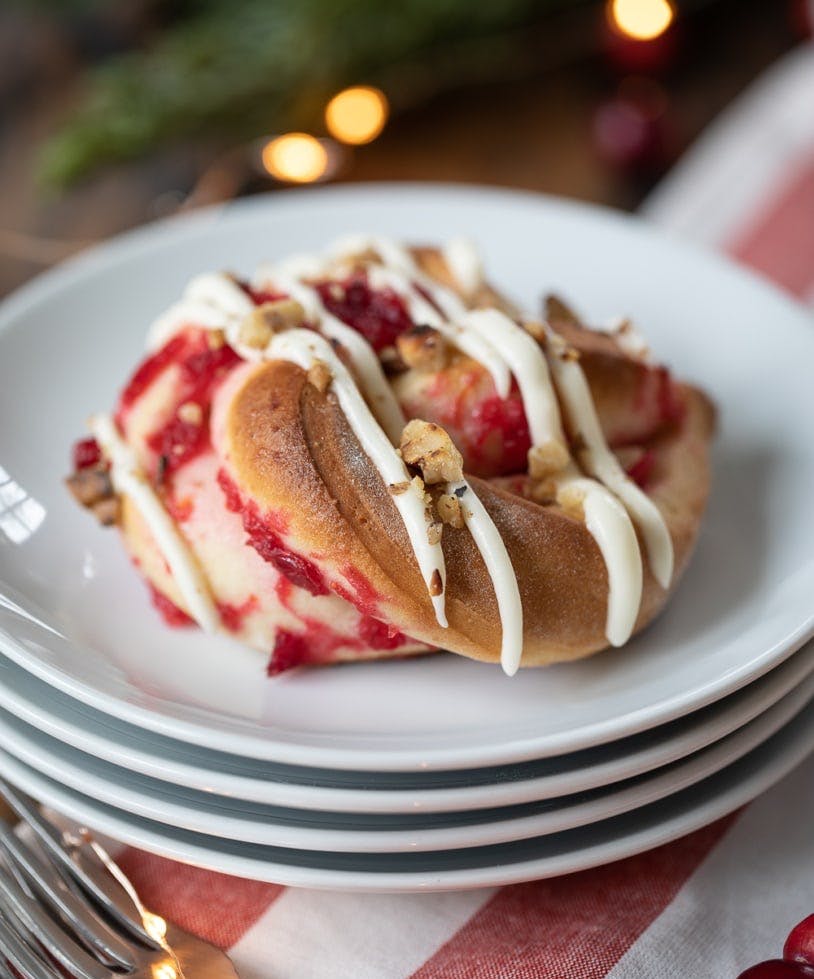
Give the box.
[67,235,714,675]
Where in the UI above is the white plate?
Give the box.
[0,704,812,890]
[1,184,813,771]
[2,669,812,853]
[0,641,812,814]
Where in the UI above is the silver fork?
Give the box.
[0,777,239,979]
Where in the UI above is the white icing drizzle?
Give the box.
[442,237,484,295]
[557,473,643,644]
[461,308,566,454]
[595,315,652,363]
[146,273,253,354]
[447,479,524,676]
[544,332,674,589]
[88,413,220,633]
[266,329,448,627]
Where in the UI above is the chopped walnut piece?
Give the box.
[427,521,443,545]
[528,440,569,480]
[91,497,120,526]
[307,360,332,393]
[395,325,449,372]
[437,493,465,529]
[400,420,464,485]
[65,467,113,508]
[558,346,581,362]
[429,569,444,596]
[556,482,586,519]
[388,481,410,496]
[530,478,558,505]
[177,401,203,425]
[238,298,306,349]
[66,465,120,527]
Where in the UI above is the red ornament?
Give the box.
[593,78,674,174]
[785,915,814,966]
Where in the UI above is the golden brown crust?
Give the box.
[223,357,713,667]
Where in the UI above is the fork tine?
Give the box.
[0,777,160,950]
[0,912,61,979]
[0,859,113,979]
[0,825,136,970]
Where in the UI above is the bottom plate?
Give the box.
[0,672,812,852]
[1,702,813,891]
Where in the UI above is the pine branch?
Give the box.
[39,0,577,188]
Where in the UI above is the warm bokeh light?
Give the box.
[261,133,329,183]
[325,86,389,145]
[152,963,177,979]
[143,912,167,942]
[609,0,674,40]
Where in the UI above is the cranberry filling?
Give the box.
[316,272,413,351]
[625,448,656,489]
[217,595,259,633]
[119,334,189,411]
[469,393,532,476]
[147,583,194,627]
[358,615,406,649]
[72,437,102,471]
[267,630,310,675]
[145,341,241,479]
[217,469,328,596]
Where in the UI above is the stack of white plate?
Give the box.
[1,186,812,892]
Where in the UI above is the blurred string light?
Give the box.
[608,0,675,40]
[261,133,330,183]
[325,86,389,145]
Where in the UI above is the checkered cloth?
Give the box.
[116,44,814,979]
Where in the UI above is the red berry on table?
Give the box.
[737,961,814,978]
[785,915,814,965]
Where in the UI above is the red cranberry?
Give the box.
[785,916,814,966]
[72,437,101,470]
[738,961,814,978]
[267,630,309,675]
[317,272,413,351]
[147,583,194,627]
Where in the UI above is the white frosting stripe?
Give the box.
[267,330,448,627]
[442,237,484,294]
[546,340,674,589]
[448,479,524,676]
[261,271,406,445]
[461,309,566,451]
[89,414,220,633]
[558,475,643,645]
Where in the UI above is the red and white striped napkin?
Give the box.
[114,43,814,979]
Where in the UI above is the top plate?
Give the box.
[1,183,812,771]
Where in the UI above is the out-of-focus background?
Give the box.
[1,0,810,296]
